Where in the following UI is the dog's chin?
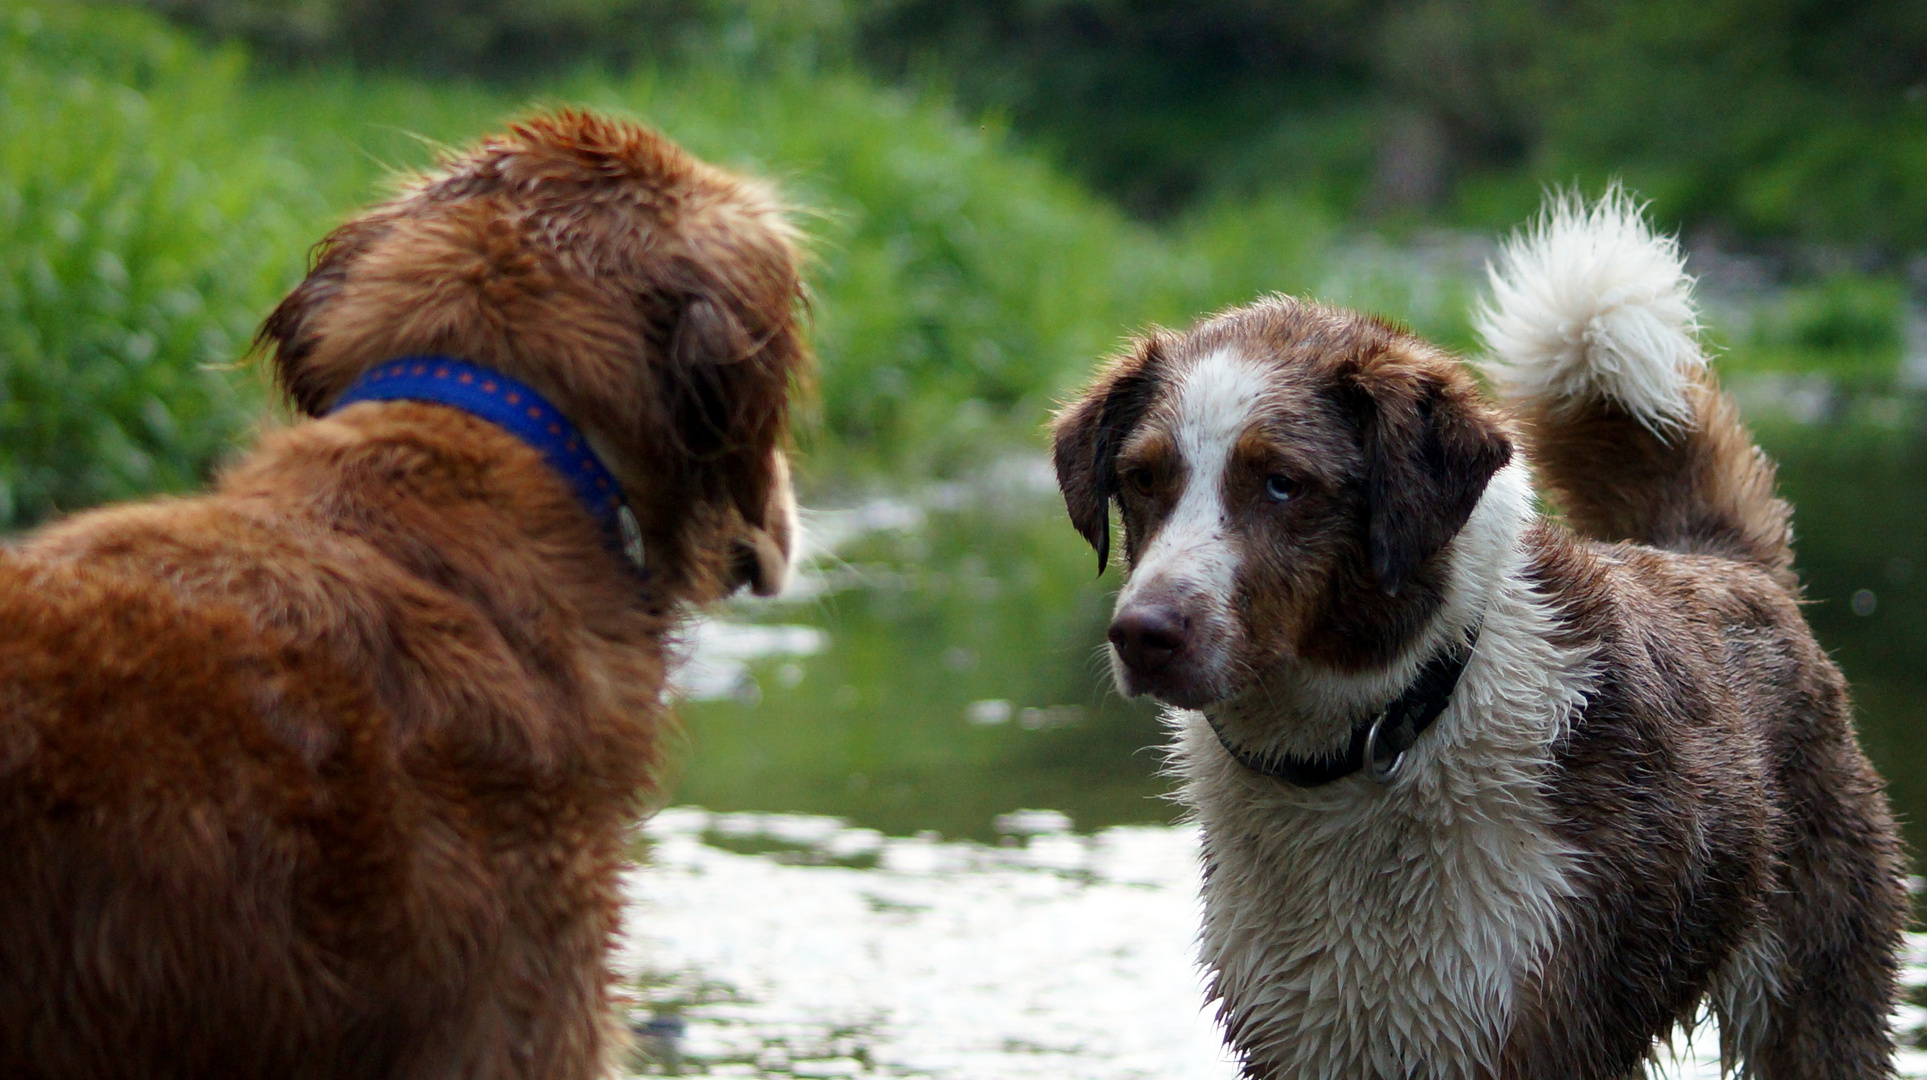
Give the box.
[1110,655,1232,711]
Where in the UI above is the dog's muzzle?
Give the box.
[1109,603,1187,676]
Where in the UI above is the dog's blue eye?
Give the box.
[1265,475,1298,503]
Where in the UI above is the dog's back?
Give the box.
[0,552,418,1078]
[1479,191,1908,1077]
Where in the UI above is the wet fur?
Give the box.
[1053,196,1904,1078]
[0,112,807,1080]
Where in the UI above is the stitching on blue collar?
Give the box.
[329,356,629,550]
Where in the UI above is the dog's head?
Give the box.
[1053,298,1511,709]
[257,110,807,602]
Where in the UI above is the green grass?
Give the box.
[0,0,1327,521]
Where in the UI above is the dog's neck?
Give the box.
[330,356,649,576]
[1202,460,1537,762]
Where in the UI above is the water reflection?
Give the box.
[620,809,1236,1078]
[1760,412,1927,855]
[674,462,1166,842]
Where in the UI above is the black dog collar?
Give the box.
[329,356,647,573]
[1204,625,1480,787]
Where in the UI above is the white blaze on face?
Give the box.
[1115,348,1271,630]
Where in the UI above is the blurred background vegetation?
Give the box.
[10,0,1927,515]
[4,0,1926,842]
[124,0,1927,244]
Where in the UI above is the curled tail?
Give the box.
[1477,187,1794,583]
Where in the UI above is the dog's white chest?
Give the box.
[1174,574,1591,1079]
[1190,763,1572,1079]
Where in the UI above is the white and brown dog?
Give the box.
[1052,192,1907,1079]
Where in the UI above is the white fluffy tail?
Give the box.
[1474,187,1792,577]
[1476,185,1706,435]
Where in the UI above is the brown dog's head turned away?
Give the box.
[1053,298,1511,711]
[259,109,807,602]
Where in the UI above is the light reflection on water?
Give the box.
[671,463,1166,843]
[620,808,1231,1079]
[620,810,1927,1078]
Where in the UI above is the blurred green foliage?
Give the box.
[137,0,860,72]
[0,3,314,526]
[6,0,1917,533]
[2,0,1352,525]
[1743,274,1909,382]
[863,0,1927,251]
[128,0,1927,250]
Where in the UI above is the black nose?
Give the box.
[1109,605,1187,674]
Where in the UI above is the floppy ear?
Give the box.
[1348,358,1512,595]
[658,282,797,535]
[671,294,757,383]
[663,291,758,458]
[1051,334,1165,575]
[256,220,390,416]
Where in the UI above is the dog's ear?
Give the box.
[1051,334,1166,575]
[256,220,389,416]
[658,281,797,530]
[660,291,748,465]
[1346,354,1512,595]
[670,294,758,387]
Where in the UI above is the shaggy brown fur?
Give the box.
[1053,294,1906,1079]
[0,111,807,1080]
[1516,381,1796,589]
[1504,378,1904,1079]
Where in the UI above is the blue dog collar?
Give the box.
[329,356,645,570]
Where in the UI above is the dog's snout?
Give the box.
[1109,604,1188,673]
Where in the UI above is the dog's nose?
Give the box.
[1109,605,1187,673]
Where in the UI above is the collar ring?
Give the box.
[617,505,647,572]
[1363,709,1405,784]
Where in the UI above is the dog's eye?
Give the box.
[1264,474,1300,503]
[1123,467,1157,497]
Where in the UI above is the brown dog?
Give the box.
[0,111,806,1079]
[1053,192,1906,1078]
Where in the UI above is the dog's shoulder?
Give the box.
[0,540,389,810]
[1516,516,1821,895]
